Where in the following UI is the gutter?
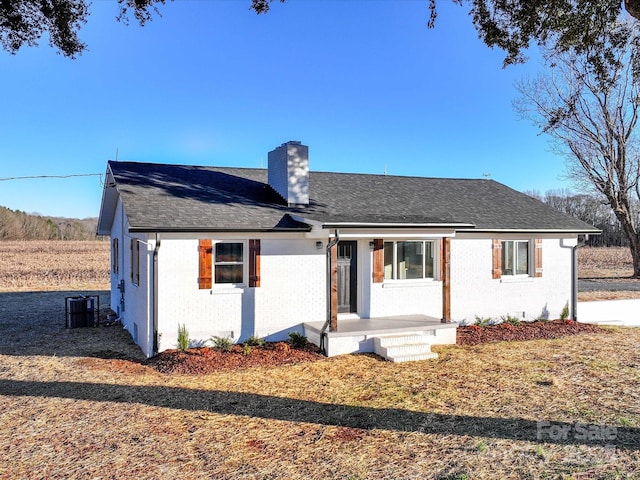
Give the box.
[572,235,589,321]
[152,233,161,355]
[320,229,340,355]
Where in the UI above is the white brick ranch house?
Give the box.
[97,141,599,359]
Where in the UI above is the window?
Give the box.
[501,240,529,276]
[112,238,119,274]
[383,241,435,280]
[214,242,244,284]
[130,238,140,285]
[199,240,259,289]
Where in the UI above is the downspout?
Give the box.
[572,235,589,322]
[152,232,161,355]
[320,229,340,355]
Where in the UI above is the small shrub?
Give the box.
[619,416,636,427]
[245,335,265,347]
[242,344,252,355]
[177,323,189,352]
[211,336,233,352]
[475,440,488,452]
[534,444,548,460]
[288,331,307,349]
[474,316,491,328]
[560,302,570,321]
[501,314,521,326]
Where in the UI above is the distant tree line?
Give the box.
[527,190,633,247]
[0,206,101,241]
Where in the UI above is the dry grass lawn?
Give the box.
[1,242,639,479]
[0,296,639,479]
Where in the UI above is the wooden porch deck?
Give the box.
[304,315,458,357]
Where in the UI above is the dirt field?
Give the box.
[578,247,640,301]
[0,241,109,292]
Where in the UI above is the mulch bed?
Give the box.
[456,319,602,346]
[145,341,324,375]
[145,321,604,374]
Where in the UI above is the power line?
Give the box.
[0,173,102,182]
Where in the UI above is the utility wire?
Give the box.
[0,173,102,181]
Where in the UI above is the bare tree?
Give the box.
[516,21,640,276]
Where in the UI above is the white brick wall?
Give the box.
[449,236,576,324]
[107,201,153,357]
[369,281,443,318]
[114,226,579,356]
[156,237,326,352]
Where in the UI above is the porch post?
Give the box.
[441,237,451,323]
[330,240,338,331]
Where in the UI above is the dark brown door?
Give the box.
[337,241,357,313]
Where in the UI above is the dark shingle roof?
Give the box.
[103,160,599,233]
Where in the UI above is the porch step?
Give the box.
[373,334,438,363]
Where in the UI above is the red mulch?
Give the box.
[145,342,324,375]
[456,319,603,346]
[144,321,604,374]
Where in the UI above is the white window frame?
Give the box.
[213,240,246,286]
[501,239,530,276]
[383,240,437,281]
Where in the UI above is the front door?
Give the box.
[337,241,357,313]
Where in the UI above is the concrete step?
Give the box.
[388,352,439,363]
[374,334,426,348]
[375,342,433,358]
[373,334,438,363]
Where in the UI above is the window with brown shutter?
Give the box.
[198,239,212,289]
[493,239,542,278]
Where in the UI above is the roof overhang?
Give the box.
[127,226,313,234]
[320,222,476,229]
[455,228,601,235]
[96,166,118,236]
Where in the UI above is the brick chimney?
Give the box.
[267,141,309,206]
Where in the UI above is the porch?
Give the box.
[304,315,458,358]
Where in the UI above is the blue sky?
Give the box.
[0,0,565,219]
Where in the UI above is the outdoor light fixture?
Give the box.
[369,241,375,250]
[316,241,323,249]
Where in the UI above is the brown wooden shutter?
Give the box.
[534,238,543,277]
[198,239,212,289]
[112,238,119,274]
[130,238,133,282]
[492,239,502,279]
[249,239,261,287]
[372,238,384,283]
[135,240,140,284]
